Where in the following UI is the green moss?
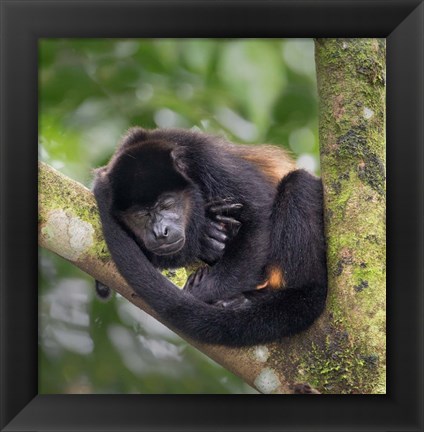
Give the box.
[162,268,188,288]
[335,125,385,195]
[93,239,110,262]
[298,325,383,394]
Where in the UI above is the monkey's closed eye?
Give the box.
[162,199,176,209]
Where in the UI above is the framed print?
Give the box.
[1,0,423,431]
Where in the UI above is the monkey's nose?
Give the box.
[153,224,169,239]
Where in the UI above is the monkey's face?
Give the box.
[121,191,188,256]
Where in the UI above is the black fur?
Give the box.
[93,128,327,346]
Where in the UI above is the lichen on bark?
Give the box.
[314,38,386,393]
[38,162,109,262]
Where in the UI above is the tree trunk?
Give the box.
[38,39,386,394]
[314,38,386,393]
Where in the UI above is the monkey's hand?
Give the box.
[183,266,213,300]
[183,266,239,304]
[199,200,243,265]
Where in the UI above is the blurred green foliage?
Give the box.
[39,38,319,394]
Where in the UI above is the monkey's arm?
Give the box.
[92,171,183,302]
[171,146,270,302]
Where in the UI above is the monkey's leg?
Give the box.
[212,168,327,307]
[267,169,327,291]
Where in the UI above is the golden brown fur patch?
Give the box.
[256,266,286,290]
[229,144,296,185]
[268,266,285,288]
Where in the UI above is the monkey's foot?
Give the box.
[94,280,113,301]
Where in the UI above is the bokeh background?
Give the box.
[39,38,319,394]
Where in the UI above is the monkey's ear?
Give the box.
[92,167,113,207]
[92,166,111,186]
[92,165,109,177]
[170,147,190,179]
[119,127,149,149]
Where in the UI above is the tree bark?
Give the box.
[314,38,386,393]
[38,39,386,394]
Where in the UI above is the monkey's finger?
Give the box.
[183,273,196,291]
[194,266,209,286]
[205,198,233,209]
[204,220,229,237]
[205,226,228,243]
[215,216,241,237]
[209,203,243,214]
[206,237,226,252]
[215,215,242,226]
[208,221,228,233]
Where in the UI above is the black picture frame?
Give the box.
[1,0,423,430]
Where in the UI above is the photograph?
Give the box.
[38,38,386,395]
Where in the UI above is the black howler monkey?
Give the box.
[93,127,327,346]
